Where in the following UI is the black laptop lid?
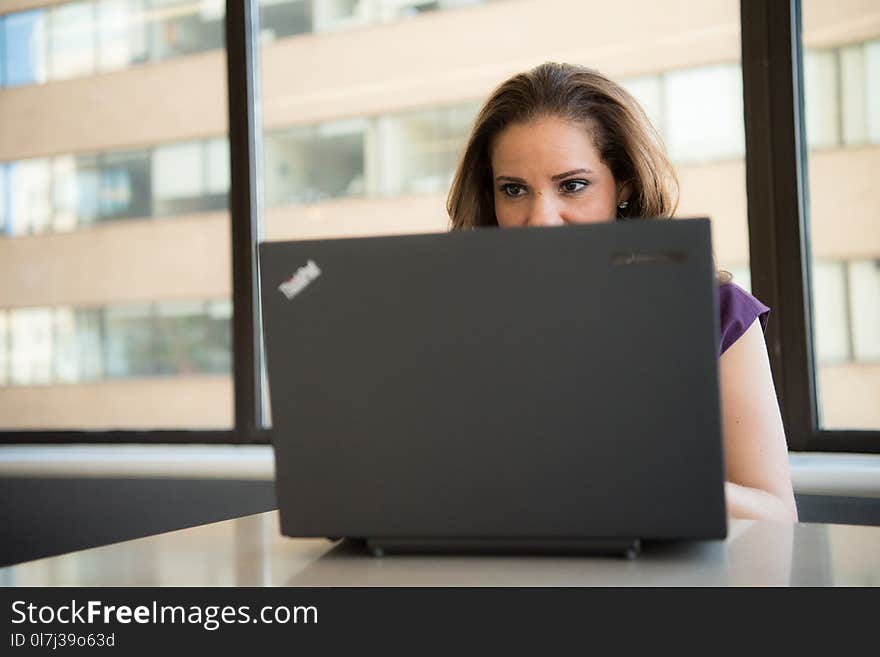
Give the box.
[259,218,726,541]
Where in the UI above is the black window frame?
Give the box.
[741,0,878,453]
[1,0,877,453]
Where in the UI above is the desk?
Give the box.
[2,512,878,586]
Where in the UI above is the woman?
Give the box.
[447,62,798,523]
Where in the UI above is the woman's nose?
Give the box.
[526,193,564,227]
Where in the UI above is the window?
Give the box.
[849,260,880,363]
[811,261,851,364]
[52,154,100,231]
[103,302,155,378]
[802,4,880,432]
[804,49,839,149]
[664,65,745,164]
[378,104,478,195]
[98,148,153,221]
[7,159,51,236]
[49,0,97,80]
[0,1,232,431]
[97,0,149,72]
[265,120,367,205]
[0,311,8,385]
[259,0,311,41]
[148,0,225,61]
[620,75,664,140]
[312,0,371,32]
[839,38,880,145]
[2,9,47,87]
[0,164,7,235]
[152,140,228,216]
[152,141,204,215]
[54,307,104,383]
[10,308,54,386]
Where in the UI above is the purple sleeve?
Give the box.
[718,282,770,356]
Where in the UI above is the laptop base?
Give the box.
[363,538,642,559]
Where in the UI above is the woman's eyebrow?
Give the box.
[495,168,593,183]
[551,168,592,180]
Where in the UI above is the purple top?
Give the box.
[719,282,770,356]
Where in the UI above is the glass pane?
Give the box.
[8,159,52,236]
[803,1,880,430]
[0,163,7,235]
[3,9,47,87]
[379,104,480,195]
[149,0,225,61]
[97,0,149,72]
[259,0,311,41]
[255,0,749,426]
[54,307,104,383]
[104,302,156,378]
[49,0,97,80]
[0,0,232,430]
[99,148,152,221]
[152,141,205,215]
[10,308,54,385]
[664,65,745,163]
[0,310,8,385]
[265,120,367,206]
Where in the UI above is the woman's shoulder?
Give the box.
[718,282,770,356]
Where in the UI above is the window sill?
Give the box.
[0,446,878,498]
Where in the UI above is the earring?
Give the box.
[618,200,629,209]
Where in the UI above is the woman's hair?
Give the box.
[447,62,679,230]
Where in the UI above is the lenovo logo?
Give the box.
[279,260,321,299]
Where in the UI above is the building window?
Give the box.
[54,307,104,383]
[259,0,312,41]
[152,141,204,216]
[152,140,227,216]
[153,300,231,375]
[620,75,664,141]
[97,0,149,72]
[2,8,47,87]
[849,260,880,363]
[664,64,745,164]
[7,159,52,236]
[52,154,101,232]
[378,104,478,195]
[49,0,98,80]
[103,302,155,378]
[10,308,54,385]
[0,164,7,236]
[148,0,225,61]
[312,0,371,33]
[0,310,8,385]
[98,148,154,221]
[804,49,840,149]
[0,300,232,385]
[839,38,880,146]
[811,261,852,364]
[265,120,367,205]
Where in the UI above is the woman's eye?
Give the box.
[560,179,588,193]
[501,184,527,197]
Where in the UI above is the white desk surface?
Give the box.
[2,511,879,587]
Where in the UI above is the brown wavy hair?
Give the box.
[447,62,679,229]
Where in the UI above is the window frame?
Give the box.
[741,0,879,452]
[1,0,877,452]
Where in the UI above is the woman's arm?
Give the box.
[719,318,799,523]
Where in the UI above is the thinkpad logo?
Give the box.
[279,260,321,299]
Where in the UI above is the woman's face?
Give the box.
[490,117,625,227]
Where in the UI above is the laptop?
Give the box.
[258,218,727,557]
